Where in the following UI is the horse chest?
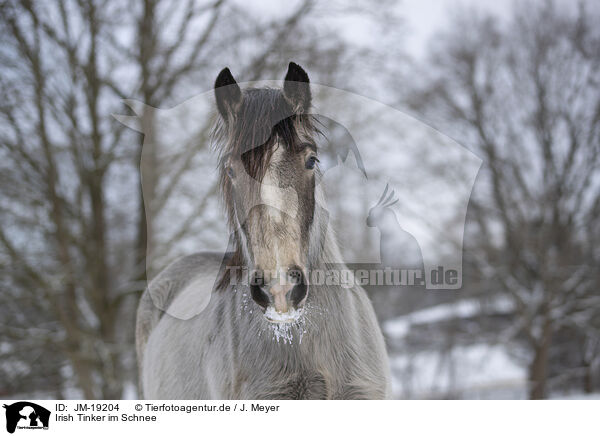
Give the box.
[230,337,335,399]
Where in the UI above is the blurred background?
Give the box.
[0,0,599,400]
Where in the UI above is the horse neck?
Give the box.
[307,184,345,271]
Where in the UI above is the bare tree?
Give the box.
[409,1,600,399]
[0,0,137,399]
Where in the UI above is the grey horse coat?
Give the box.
[136,63,391,399]
[137,249,391,399]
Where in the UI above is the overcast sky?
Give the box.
[233,1,586,61]
[400,0,511,58]
[232,0,513,59]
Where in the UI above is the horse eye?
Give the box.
[305,156,319,170]
[227,166,235,178]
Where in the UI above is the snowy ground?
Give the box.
[549,392,600,400]
[384,297,530,399]
[384,296,514,339]
[389,343,527,399]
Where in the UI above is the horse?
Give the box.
[136,62,391,399]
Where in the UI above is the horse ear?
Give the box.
[283,62,311,112]
[215,67,242,119]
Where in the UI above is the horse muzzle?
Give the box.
[249,268,308,322]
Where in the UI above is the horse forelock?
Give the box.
[214,87,316,180]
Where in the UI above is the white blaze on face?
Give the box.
[269,281,292,313]
[259,146,299,222]
[230,150,299,274]
[261,171,285,224]
[254,145,303,314]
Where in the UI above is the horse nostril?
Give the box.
[250,271,270,309]
[289,282,308,308]
[250,284,271,309]
[288,268,308,308]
